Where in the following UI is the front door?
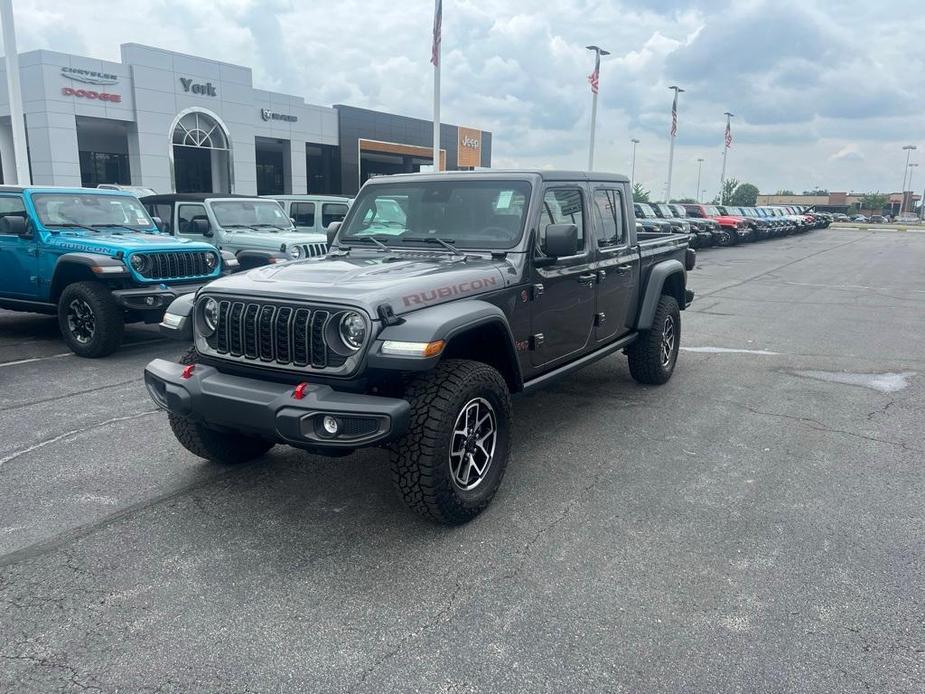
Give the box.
[176,203,211,241]
[590,186,638,342]
[0,195,38,299]
[530,186,596,369]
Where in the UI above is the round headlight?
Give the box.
[201,298,220,336]
[338,312,366,351]
[287,245,304,260]
[204,252,218,270]
[130,254,147,273]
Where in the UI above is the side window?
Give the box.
[291,202,316,228]
[592,189,625,248]
[178,204,208,234]
[0,195,27,222]
[150,203,172,233]
[322,203,348,228]
[539,188,585,252]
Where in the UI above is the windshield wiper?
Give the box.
[251,223,287,231]
[401,236,461,255]
[91,223,139,233]
[348,235,391,251]
[45,223,99,233]
[222,223,261,231]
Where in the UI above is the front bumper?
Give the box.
[144,359,411,449]
[112,282,207,312]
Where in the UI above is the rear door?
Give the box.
[0,194,38,299]
[590,186,637,343]
[290,201,317,231]
[529,185,596,368]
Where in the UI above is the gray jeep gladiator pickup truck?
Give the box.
[144,171,695,524]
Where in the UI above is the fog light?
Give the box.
[322,416,340,435]
[145,296,157,306]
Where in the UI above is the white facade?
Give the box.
[0,44,339,194]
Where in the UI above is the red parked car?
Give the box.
[681,204,752,245]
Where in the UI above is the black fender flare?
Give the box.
[636,260,686,331]
[235,249,287,268]
[50,253,129,299]
[367,300,523,390]
[159,293,196,341]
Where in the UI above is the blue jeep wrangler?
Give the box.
[0,186,236,357]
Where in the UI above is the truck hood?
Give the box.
[220,230,326,248]
[44,230,214,255]
[708,215,745,227]
[203,251,513,316]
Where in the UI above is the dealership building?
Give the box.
[0,43,492,196]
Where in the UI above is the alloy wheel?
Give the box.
[449,397,497,491]
[67,299,96,344]
[660,315,676,367]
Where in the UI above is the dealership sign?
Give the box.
[261,108,297,123]
[62,87,121,102]
[457,127,482,168]
[180,78,217,97]
[61,66,118,85]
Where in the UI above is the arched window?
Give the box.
[172,111,229,150]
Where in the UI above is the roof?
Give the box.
[266,195,352,202]
[139,193,256,203]
[365,169,630,184]
[0,185,140,196]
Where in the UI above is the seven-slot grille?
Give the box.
[205,298,349,369]
[299,242,328,258]
[133,251,214,281]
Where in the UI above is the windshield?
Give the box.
[211,200,293,230]
[704,205,722,216]
[33,193,156,230]
[339,180,532,249]
[656,204,675,217]
[669,204,687,217]
[636,203,656,217]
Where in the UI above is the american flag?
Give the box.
[588,52,600,95]
[670,91,678,137]
[724,119,733,148]
[431,0,442,67]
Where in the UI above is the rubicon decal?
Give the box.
[402,275,498,307]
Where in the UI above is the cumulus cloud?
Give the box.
[11,0,925,196]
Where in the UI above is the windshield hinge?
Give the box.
[377,303,404,326]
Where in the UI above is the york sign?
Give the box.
[179,78,217,97]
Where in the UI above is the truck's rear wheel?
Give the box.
[57,281,124,358]
[627,294,681,385]
[389,359,512,525]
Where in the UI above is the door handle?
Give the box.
[577,273,596,286]
[615,264,632,273]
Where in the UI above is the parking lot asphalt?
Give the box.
[1,228,922,693]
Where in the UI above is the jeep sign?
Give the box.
[457,127,483,168]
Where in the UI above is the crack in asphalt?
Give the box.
[0,379,139,413]
[1,652,102,692]
[0,410,158,469]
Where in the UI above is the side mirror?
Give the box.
[0,215,29,238]
[542,223,578,259]
[326,221,341,246]
[152,216,166,233]
[191,218,212,237]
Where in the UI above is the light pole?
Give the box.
[719,112,734,203]
[1,0,31,184]
[630,138,639,190]
[907,163,919,217]
[696,157,704,202]
[586,45,610,170]
[665,85,684,201]
[899,145,917,215]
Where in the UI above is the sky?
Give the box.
[12,0,925,199]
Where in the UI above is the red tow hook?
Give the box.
[181,364,196,380]
[293,382,310,400]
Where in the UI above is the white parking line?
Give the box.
[0,352,73,368]
[682,346,780,356]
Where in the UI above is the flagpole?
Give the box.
[720,112,734,202]
[585,45,609,171]
[1,0,30,184]
[431,0,442,172]
[666,85,683,202]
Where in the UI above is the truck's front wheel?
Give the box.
[389,359,512,525]
[169,414,274,465]
[57,281,124,358]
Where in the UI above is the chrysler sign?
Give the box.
[61,67,119,86]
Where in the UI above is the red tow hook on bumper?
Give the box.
[293,382,310,400]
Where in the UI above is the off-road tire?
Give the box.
[167,347,274,464]
[627,294,681,385]
[716,231,733,247]
[389,359,512,525]
[57,281,124,358]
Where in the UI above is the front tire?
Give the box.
[169,414,274,465]
[389,359,512,525]
[627,294,681,385]
[57,281,124,358]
